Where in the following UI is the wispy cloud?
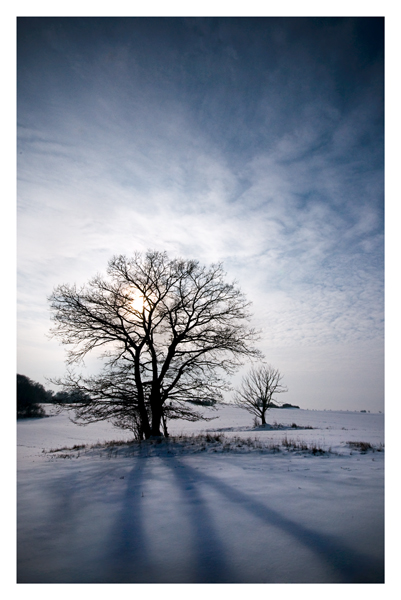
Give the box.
[17,17,384,410]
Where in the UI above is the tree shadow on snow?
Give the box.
[18,459,150,583]
[159,455,240,583]
[162,457,383,584]
[105,456,240,583]
[102,458,152,583]
[18,454,384,584]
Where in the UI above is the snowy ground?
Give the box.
[17,404,384,585]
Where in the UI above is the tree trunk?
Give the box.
[150,410,163,436]
[261,411,266,425]
[134,351,151,439]
[139,405,151,439]
[161,411,169,438]
[150,389,163,437]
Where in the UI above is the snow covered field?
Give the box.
[17,404,384,584]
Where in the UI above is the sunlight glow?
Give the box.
[130,294,145,314]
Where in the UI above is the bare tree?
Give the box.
[233,365,287,425]
[49,250,261,438]
[54,364,213,439]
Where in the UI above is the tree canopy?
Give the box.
[49,250,261,438]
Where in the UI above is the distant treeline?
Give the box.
[17,374,89,419]
[16,374,299,420]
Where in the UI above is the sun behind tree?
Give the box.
[130,293,146,314]
[49,250,262,439]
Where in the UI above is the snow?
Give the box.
[17,404,385,588]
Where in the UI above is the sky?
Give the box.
[17,16,385,412]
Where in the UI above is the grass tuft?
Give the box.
[346,441,383,453]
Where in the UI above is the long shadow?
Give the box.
[103,457,151,583]
[159,455,240,583]
[167,457,384,583]
[18,452,384,584]
[18,458,150,583]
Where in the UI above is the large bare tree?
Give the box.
[233,365,287,425]
[49,250,261,438]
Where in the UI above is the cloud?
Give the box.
[17,17,384,410]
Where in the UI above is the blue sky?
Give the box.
[17,16,384,411]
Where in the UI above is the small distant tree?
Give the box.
[233,365,287,425]
[17,374,47,419]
